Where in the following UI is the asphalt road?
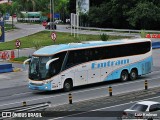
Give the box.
[0,22,159,120]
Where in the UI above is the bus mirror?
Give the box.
[46,58,59,70]
[23,58,31,70]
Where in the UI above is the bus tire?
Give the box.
[130,69,138,80]
[63,80,72,92]
[120,70,129,82]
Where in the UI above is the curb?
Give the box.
[13,68,21,72]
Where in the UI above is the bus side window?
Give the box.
[65,51,74,69]
[49,52,66,76]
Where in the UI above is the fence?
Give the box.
[79,26,160,34]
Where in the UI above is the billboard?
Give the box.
[76,0,89,14]
[0,21,5,42]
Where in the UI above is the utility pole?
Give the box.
[50,0,55,30]
[50,0,54,23]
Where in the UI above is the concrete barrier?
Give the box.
[152,42,160,49]
[0,63,13,73]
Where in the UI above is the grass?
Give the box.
[0,31,128,51]
[12,56,28,62]
[4,24,17,31]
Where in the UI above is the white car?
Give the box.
[122,101,160,120]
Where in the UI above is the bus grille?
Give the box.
[30,83,44,86]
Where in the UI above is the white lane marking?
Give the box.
[49,95,160,120]
[0,76,160,107]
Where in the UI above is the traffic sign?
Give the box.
[15,40,21,48]
[51,32,57,41]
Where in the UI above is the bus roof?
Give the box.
[33,38,151,56]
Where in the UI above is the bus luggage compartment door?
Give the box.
[75,70,88,86]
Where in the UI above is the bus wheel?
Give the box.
[130,69,138,80]
[63,80,72,92]
[120,70,128,82]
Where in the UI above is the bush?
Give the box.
[140,30,147,38]
[100,33,109,41]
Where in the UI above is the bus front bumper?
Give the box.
[28,82,52,91]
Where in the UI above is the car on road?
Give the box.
[122,101,160,120]
[45,22,56,30]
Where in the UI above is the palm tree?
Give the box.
[8,1,22,28]
[15,0,36,12]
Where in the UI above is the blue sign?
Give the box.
[54,13,60,19]
[0,21,5,42]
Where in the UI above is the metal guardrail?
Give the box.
[0,102,51,119]
[79,26,160,34]
[0,63,13,73]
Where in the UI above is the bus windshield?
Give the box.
[29,56,52,80]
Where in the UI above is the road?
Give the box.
[50,95,160,120]
[0,22,160,119]
[5,23,45,42]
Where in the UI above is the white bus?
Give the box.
[24,38,152,91]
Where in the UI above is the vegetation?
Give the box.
[100,33,109,41]
[70,0,160,30]
[12,56,28,62]
[0,0,70,24]
[140,30,147,38]
[1,0,159,30]
[4,24,16,31]
[0,31,128,51]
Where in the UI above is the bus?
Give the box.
[17,12,48,22]
[23,38,152,91]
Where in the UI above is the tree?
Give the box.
[0,3,8,21]
[55,0,69,23]
[67,0,76,14]
[8,1,22,28]
[90,0,104,7]
[127,1,160,29]
[13,0,36,11]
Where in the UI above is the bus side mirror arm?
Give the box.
[46,58,59,70]
[23,58,31,70]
